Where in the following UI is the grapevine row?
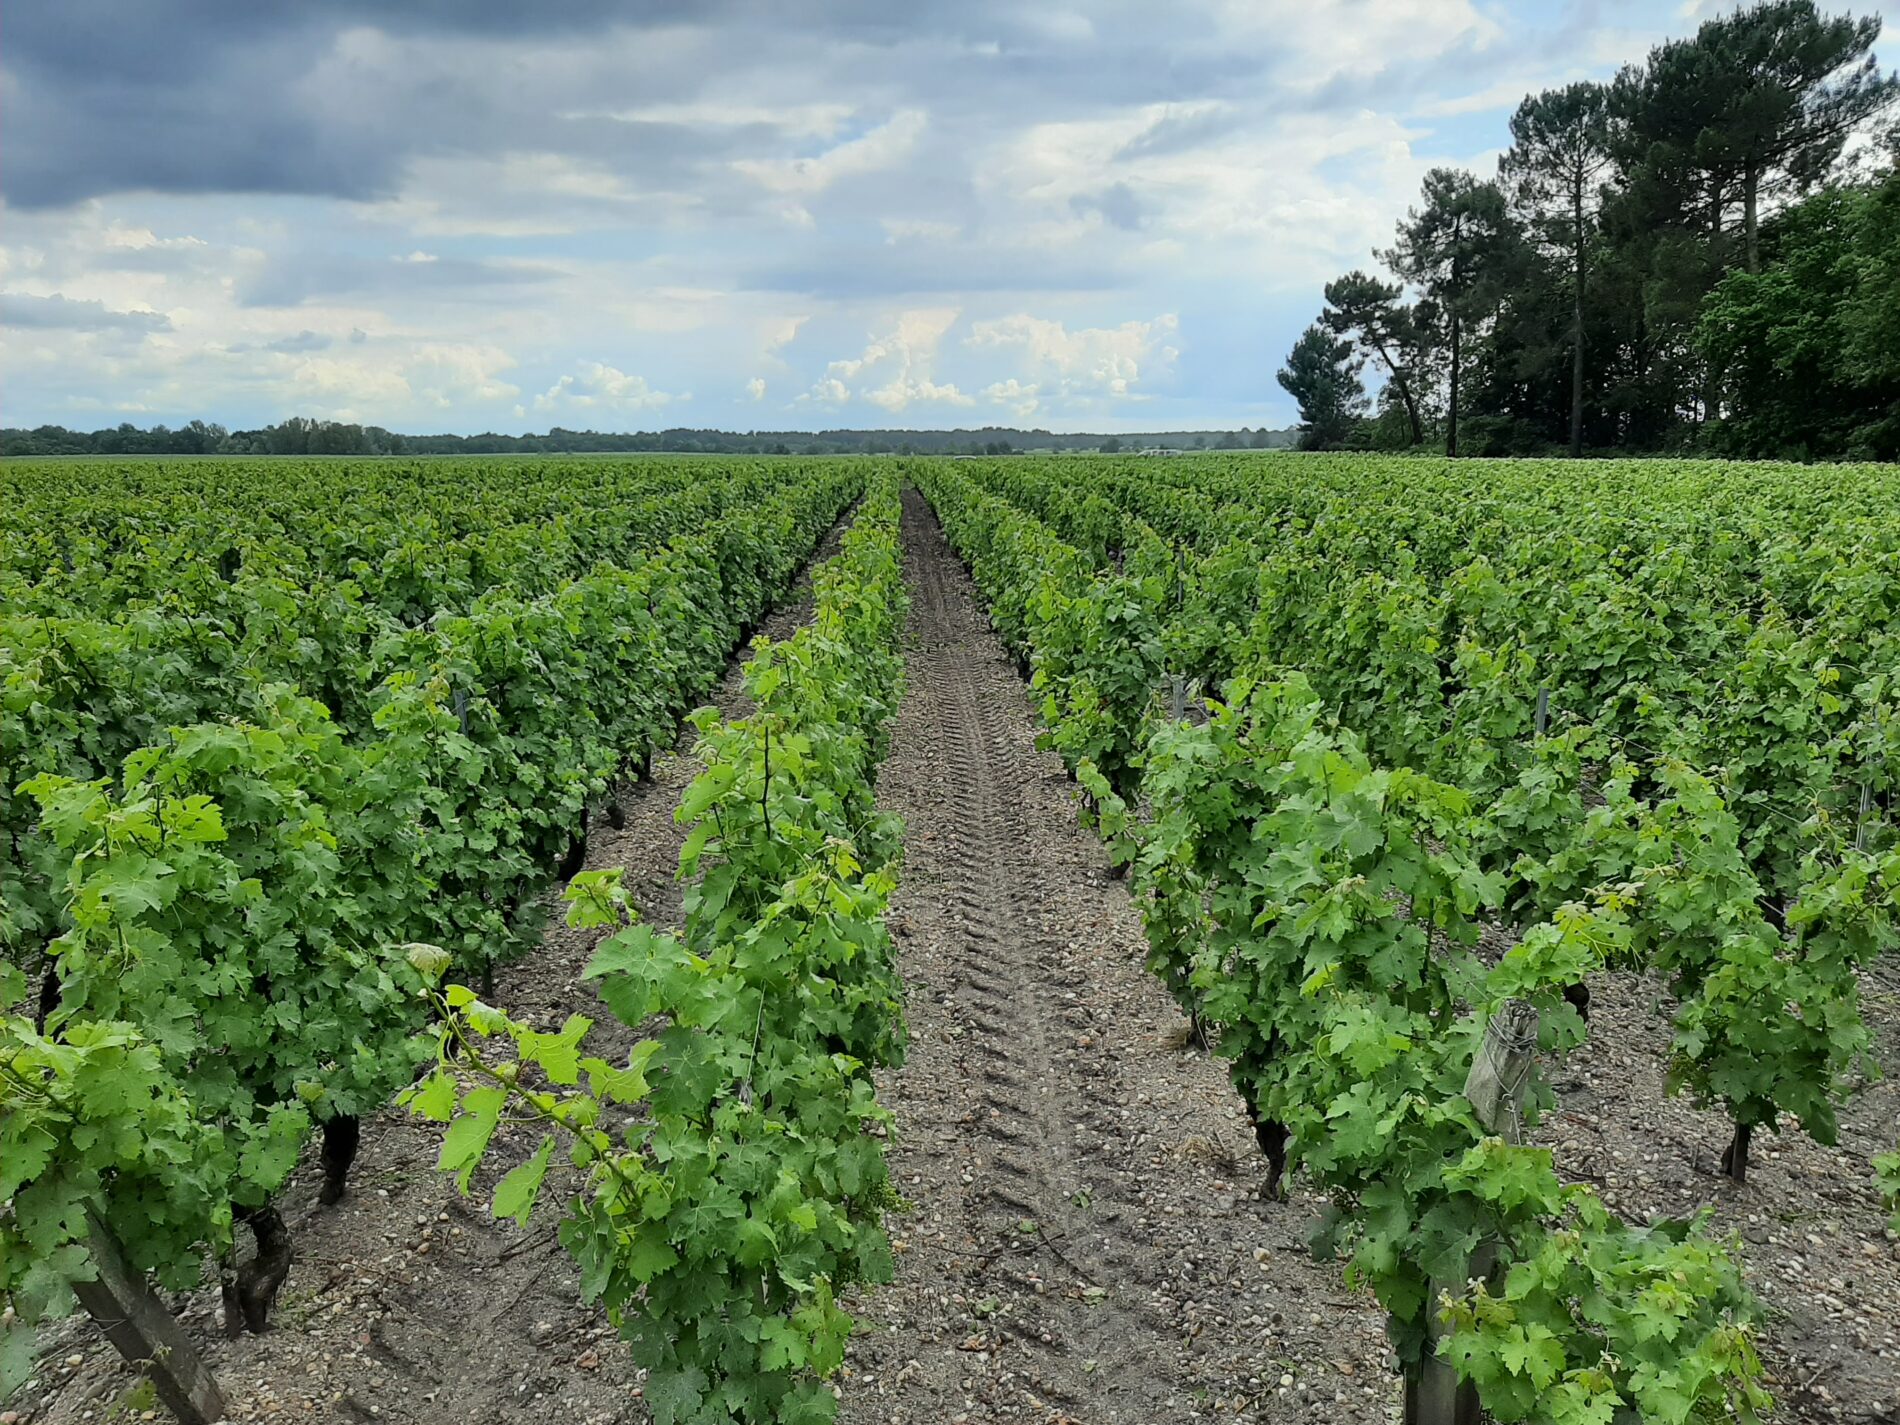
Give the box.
[1,463,861,1393]
[939,457,1899,1181]
[912,462,1849,1421]
[407,474,910,1425]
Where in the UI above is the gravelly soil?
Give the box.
[1529,962,1900,1423]
[14,489,1900,1425]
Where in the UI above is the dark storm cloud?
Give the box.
[1,2,730,208]
[1,0,1380,210]
[1,292,172,333]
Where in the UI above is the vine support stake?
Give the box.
[73,1213,228,1425]
[1464,1000,1539,1143]
[1407,1001,1540,1425]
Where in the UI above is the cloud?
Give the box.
[0,0,1764,432]
[864,375,971,413]
[967,313,1179,403]
[237,252,564,307]
[286,343,520,415]
[533,361,679,415]
[881,218,962,243]
[806,307,971,413]
[733,110,928,197]
[260,329,333,353]
[1,291,171,333]
[982,377,1042,419]
[1069,182,1144,231]
[1111,103,1241,161]
[745,376,766,401]
[583,99,854,139]
[742,238,1123,298]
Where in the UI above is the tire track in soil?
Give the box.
[18,512,858,1425]
[839,490,1396,1425]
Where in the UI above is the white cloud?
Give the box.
[353,153,662,238]
[1208,0,1504,80]
[809,307,971,412]
[982,378,1042,420]
[610,286,731,335]
[4,0,1735,433]
[967,313,1179,403]
[882,218,962,244]
[100,224,208,254]
[864,375,971,413]
[288,356,413,412]
[407,343,520,407]
[278,343,520,420]
[761,314,806,358]
[533,361,678,414]
[988,102,1436,292]
[582,100,854,139]
[1418,78,1540,118]
[733,110,928,197]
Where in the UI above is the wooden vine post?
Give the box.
[1406,1000,1540,1425]
[73,1214,228,1425]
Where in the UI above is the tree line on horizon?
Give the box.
[1278,0,1900,460]
[0,419,1295,459]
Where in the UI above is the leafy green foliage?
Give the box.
[1877,1147,1900,1230]
[931,454,1897,1172]
[0,996,231,1396]
[916,461,1785,1423]
[1,459,861,1377]
[407,481,909,1423]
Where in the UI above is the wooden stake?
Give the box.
[73,1214,228,1425]
[1407,1002,1540,1425]
[1464,999,1539,1144]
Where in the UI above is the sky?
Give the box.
[1,0,1893,435]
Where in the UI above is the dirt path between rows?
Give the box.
[834,491,1396,1425]
[18,513,855,1425]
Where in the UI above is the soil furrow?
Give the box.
[838,489,1396,1425]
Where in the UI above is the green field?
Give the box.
[5,453,1899,1423]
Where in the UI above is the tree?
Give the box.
[1692,1,1897,273]
[1503,82,1614,456]
[1699,161,1900,458]
[1386,169,1522,456]
[1276,324,1366,450]
[1837,164,1900,415]
[1321,271,1427,445]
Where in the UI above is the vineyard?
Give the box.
[3,453,1900,1424]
